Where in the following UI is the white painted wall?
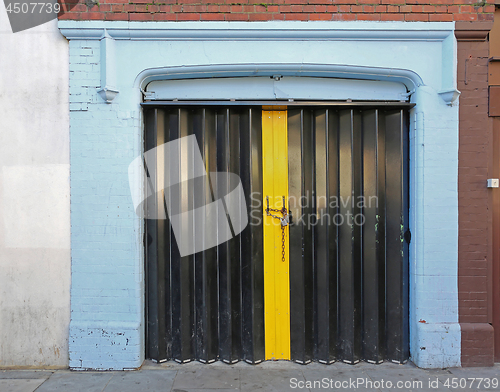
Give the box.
[0,8,70,367]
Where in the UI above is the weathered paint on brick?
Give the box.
[58,0,495,22]
[67,38,144,370]
[62,21,461,369]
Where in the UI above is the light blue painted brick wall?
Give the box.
[63,21,460,370]
[68,39,143,370]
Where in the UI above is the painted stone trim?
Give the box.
[60,20,460,369]
[59,20,455,40]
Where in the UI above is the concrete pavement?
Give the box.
[1,360,499,392]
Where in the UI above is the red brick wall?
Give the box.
[461,323,495,366]
[456,22,494,367]
[58,0,495,22]
[457,37,490,326]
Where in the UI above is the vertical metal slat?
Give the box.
[193,108,218,363]
[229,110,242,362]
[217,109,242,363]
[338,109,362,364]
[145,108,160,361]
[313,109,332,363]
[361,109,385,363]
[384,110,409,363]
[288,109,314,363]
[240,108,265,363]
[327,110,340,362]
[170,109,195,363]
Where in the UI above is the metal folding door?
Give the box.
[143,105,409,365]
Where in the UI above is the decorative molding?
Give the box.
[59,20,455,41]
[97,87,119,103]
[134,63,425,93]
[454,21,493,41]
[59,21,460,103]
[438,89,461,106]
[98,30,119,103]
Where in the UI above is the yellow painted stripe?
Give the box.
[262,110,290,360]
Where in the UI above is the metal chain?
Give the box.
[280,224,286,263]
[266,197,288,263]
